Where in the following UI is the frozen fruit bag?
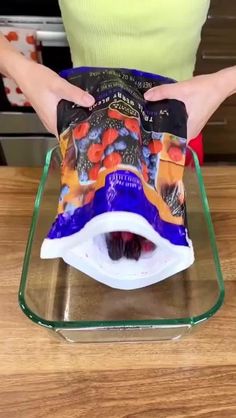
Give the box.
[41,67,194,290]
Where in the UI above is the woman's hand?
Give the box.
[15,60,95,136]
[144,69,236,141]
[0,33,94,136]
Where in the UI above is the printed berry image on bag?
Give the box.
[41,67,194,290]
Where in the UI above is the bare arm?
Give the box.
[219,66,236,97]
[0,32,28,78]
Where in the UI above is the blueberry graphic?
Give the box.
[152,132,162,140]
[149,169,156,180]
[65,202,76,215]
[105,145,115,156]
[180,138,186,146]
[144,157,150,167]
[59,185,70,201]
[77,137,90,153]
[150,154,158,165]
[130,131,139,141]
[119,127,129,137]
[79,170,89,183]
[88,127,102,141]
[137,159,142,170]
[142,146,151,159]
[114,140,127,151]
[149,163,156,173]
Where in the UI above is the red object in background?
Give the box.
[16,87,22,94]
[185,133,204,166]
[26,35,35,45]
[4,87,10,95]
[1,27,41,107]
[5,31,19,42]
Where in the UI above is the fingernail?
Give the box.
[83,93,95,106]
[144,90,154,100]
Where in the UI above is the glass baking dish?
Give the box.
[18,146,224,342]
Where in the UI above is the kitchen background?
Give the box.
[0,0,235,166]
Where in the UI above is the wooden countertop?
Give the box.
[0,166,236,418]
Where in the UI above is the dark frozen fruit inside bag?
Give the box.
[105,232,156,261]
[124,237,141,261]
[105,233,124,261]
[141,239,156,253]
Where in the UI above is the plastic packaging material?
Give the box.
[41,67,194,290]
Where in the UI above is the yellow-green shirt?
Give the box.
[59,0,210,81]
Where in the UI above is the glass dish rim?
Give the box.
[18,145,225,331]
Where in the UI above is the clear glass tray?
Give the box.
[19,146,224,342]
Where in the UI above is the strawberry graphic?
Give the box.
[102,128,119,148]
[108,109,125,120]
[84,190,95,204]
[103,152,122,168]
[148,141,162,154]
[87,144,104,163]
[88,164,100,180]
[168,146,183,162]
[141,163,149,182]
[73,122,90,141]
[124,117,140,134]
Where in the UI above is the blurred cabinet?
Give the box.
[194,0,236,162]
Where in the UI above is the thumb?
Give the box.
[57,78,95,107]
[144,83,182,102]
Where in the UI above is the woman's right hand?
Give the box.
[14,60,95,136]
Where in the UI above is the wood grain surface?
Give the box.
[0,166,236,418]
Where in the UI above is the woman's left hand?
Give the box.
[144,70,231,141]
